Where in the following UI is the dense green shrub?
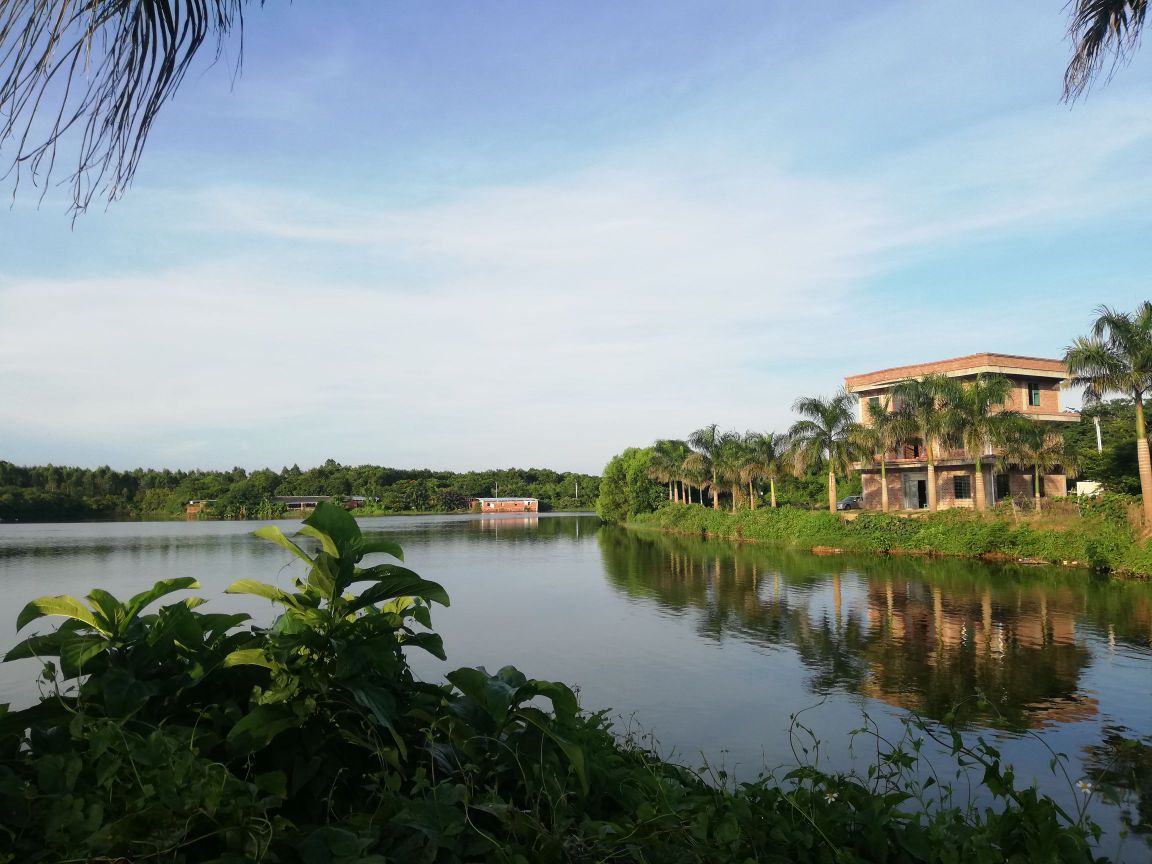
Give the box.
[0,504,1105,862]
[631,503,1152,577]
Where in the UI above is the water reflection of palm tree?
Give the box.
[594,528,1143,730]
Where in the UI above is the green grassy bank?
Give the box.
[628,498,1152,578]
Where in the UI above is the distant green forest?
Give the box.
[0,460,599,522]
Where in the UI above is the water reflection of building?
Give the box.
[861,579,1097,728]
[596,528,1135,731]
[474,516,540,531]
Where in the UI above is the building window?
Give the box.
[953,476,972,500]
[868,396,880,410]
[994,474,1011,500]
[1027,382,1041,407]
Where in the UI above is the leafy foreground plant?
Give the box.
[0,504,1106,862]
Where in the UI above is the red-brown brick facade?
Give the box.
[846,354,1076,510]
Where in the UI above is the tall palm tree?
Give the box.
[647,441,680,503]
[688,424,724,511]
[713,431,747,512]
[664,439,693,505]
[741,431,787,509]
[850,396,911,513]
[681,453,709,506]
[1065,302,1152,525]
[997,421,1078,511]
[789,390,862,513]
[891,374,956,512]
[944,374,1018,513]
[1064,0,1149,102]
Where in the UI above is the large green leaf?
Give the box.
[4,631,70,663]
[344,680,397,727]
[522,679,580,723]
[303,501,361,551]
[446,666,525,729]
[355,537,404,561]
[83,589,122,634]
[15,595,101,633]
[297,523,340,558]
[223,648,274,670]
[346,577,449,614]
[306,553,340,599]
[58,634,112,678]
[225,579,301,609]
[349,565,449,604]
[253,525,314,564]
[226,704,302,753]
[123,577,200,622]
[399,631,446,661]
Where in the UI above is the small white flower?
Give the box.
[1076,780,1093,795]
[824,791,839,803]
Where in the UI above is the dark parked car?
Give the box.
[836,495,863,511]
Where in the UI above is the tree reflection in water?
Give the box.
[598,528,1151,732]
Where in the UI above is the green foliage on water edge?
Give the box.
[0,503,1105,862]
[0,460,599,521]
[629,496,1152,577]
[596,447,666,523]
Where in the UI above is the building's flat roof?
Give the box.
[475,497,538,502]
[846,353,1069,392]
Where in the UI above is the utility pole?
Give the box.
[1094,416,1103,453]
[575,480,579,505]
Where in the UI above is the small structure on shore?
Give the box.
[472,497,539,513]
[186,495,367,517]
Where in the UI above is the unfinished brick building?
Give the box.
[844,353,1079,510]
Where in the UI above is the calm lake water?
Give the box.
[1,513,1151,860]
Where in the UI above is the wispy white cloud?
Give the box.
[3,2,1151,472]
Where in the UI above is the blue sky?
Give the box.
[2,0,1151,474]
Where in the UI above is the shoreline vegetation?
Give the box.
[626,499,1152,578]
[0,460,599,523]
[0,504,1105,862]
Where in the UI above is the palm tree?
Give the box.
[741,431,787,509]
[850,397,911,513]
[1064,1,1150,102]
[1065,302,1152,525]
[1,0,251,212]
[997,421,1078,511]
[664,439,693,504]
[789,390,862,513]
[647,441,680,503]
[3,0,1141,214]
[890,374,956,512]
[944,374,1018,513]
[688,424,725,511]
[713,431,747,512]
[681,453,709,506]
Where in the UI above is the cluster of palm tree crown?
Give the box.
[650,373,1077,515]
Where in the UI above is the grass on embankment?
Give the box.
[629,500,1152,578]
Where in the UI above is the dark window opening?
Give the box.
[1027,382,1042,407]
[994,474,1011,500]
[953,475,972,500]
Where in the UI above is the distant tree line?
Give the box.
[0,460,599,522]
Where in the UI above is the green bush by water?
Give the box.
[0,504,1105,862]
[629,496,1152,577]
